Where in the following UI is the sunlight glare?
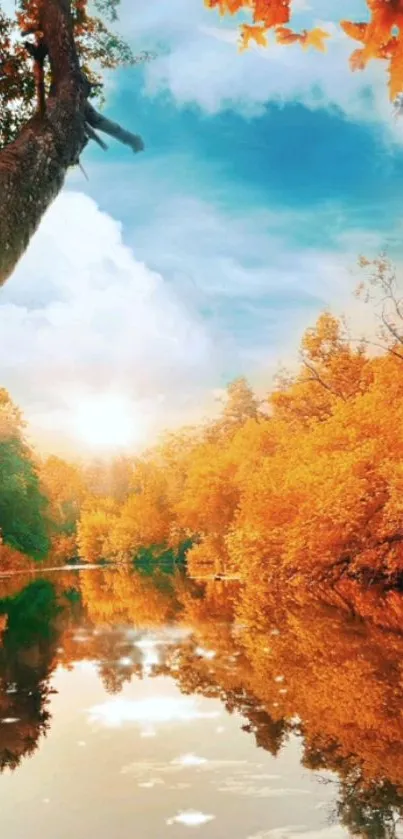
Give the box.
[166,811,215,827]
[70,393,139,450]
[87,697,220,728]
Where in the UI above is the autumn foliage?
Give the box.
[206,0,403,100]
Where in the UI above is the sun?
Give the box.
[71,393,137,451]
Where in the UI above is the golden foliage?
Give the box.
[69,259,403,590]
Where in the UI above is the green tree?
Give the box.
[0,390,50,560]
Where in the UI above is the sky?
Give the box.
[1,0,403,455]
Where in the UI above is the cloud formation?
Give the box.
[0,184,385,453]
[117,0,402,141]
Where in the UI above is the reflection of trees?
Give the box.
[0,580,60,770]
[79,566,181,627]
[240,703,289,757]
[336,778,403,839]
[92,629,143,695]
[304,738,403,839]
[153,579,403,839]
[4,566,403,839]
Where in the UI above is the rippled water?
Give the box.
[0,567,401,839]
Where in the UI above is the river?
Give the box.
[0,566,401,839]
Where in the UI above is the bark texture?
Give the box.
[0,0,143,287]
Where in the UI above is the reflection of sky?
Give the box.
[0,629,348,839]
[88,695,220,728]
[167,810,215,827]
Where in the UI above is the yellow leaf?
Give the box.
[340,20,368,43]
[301,27,330,52]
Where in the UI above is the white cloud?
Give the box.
[144,23,397,129]
[116,0,402,139]
[0,186,390,453]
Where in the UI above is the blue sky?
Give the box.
[1,0,403,454]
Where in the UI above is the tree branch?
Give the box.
[381,307,403,346]
[84,122,108,151]
[85,101,144,153]
[301,355,346,401]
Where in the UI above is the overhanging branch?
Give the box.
[85,101,144,153]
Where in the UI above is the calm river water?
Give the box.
[0,566,400,839]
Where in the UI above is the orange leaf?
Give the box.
[275,26,302,46]
[349,47,369,72]
[389,42,403,100]
[239,23,268,51]
[204,0,245,13]
[340,21,369,43]
[253,0,290,29]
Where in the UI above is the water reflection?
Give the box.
[0,567,402,838]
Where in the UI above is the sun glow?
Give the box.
[71,393,139,450]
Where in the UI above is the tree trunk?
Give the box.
[0,0,87,287]
[0,0,143,287]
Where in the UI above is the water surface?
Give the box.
[0,567,401,839]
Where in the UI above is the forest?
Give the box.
[2,255,403,606]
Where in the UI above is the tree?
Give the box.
[0,580,60,771]
[357,254,403,361]
[0,389,50,561]
[0,0,148,286]
[39,455,87,562]
[206,0,403,103]
[84,456,134,503]
[206,377,260,443]
[270,313,368,427]
[76,498,119,562]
